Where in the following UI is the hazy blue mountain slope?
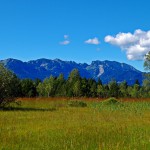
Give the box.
[0,58,144,85]
[86,60,143,84]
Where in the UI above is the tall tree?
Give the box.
[143,51,150,95]
[88,79,97,97]
[119,81,128,97]
[21,79,36,97]
[81,78,89,97]
[43,76,55,97]
[66,69,81,97]
[55,74,66,96]
[0,64,20,108]
[68,69,80,83]
[72,80,82,97]
[37,82,46,97]
[144,51,150,71]
[108,80,119,98]
[97,84,104,98]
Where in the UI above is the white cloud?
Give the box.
[60,35,70,45]
[105,29,150,60]
[64,35,69,39]
[85,37,100,45]
[60,40,70,45]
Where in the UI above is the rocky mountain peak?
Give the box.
[0,58,144,85]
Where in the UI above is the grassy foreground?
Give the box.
[0,98,150,150]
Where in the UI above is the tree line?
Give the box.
[17,69,150,98]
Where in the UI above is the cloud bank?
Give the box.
[105,29,150,60]
[85,37,100,45]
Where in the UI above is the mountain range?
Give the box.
[0,58,144,85]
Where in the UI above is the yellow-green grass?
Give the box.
[0,98,150,150]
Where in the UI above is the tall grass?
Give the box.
[0,98,150,150]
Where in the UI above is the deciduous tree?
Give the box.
[0,64,20,108]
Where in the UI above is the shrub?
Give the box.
[68,100,87,107]
[101,97,121,105]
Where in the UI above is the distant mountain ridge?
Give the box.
[0,58,144,85]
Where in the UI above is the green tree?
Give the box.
[37,82,46,97]
[68,69,80,83]
[55,74,66,96]
[143,51,150,96]
[135,79,140,86]
[88,79,97,97]
[132,84,140,98]
[43,76,55,97]
[108,80,119,98]
[97,84,104,97]
[21,79,36,97]
[119,81,128,97]
[97,78,102,85]
[144,51,150,71]
[81,78,89,97]
[0,64,20,108]
[97,78,103,97]
[127,84,140,98]
[72,80,82,97]
[103,85,109,98]
[66,69,81,97]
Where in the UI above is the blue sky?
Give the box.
[0,0,150,71]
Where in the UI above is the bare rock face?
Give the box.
[97,65,104,77]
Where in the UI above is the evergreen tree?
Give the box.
[108,80,119,98]
[55,74,66,96]
[97,84,104,97]
[81,78,89,97]
[119,81,128,97]
[88,79,97,97]
[21,79,36,97]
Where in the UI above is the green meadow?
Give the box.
[0,98,150,150]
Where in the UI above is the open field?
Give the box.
[1,98,150,150]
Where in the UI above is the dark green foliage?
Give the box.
[21,79,37,97]
[55,74,66,96]
[0,64,20,108]
[108,80,119,98]
[68,100,87,107]
[88,79,97,97]
[135,79,140,86]
[119,81,128,97]
[81,78,90,97]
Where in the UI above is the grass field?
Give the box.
[0,98,150,150]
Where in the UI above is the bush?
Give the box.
[68,100,87,107]
[101,97,121,105]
